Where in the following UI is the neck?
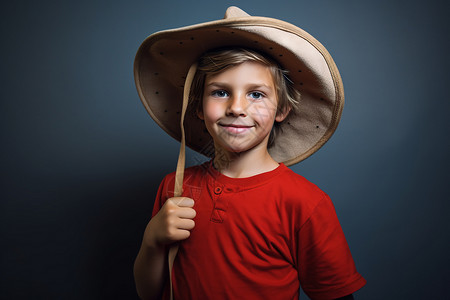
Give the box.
[213,143,279,178]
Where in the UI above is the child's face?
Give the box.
[198,61,287,154]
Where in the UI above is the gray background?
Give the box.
[1,0,449,299]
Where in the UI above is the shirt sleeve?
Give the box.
[297,194,366,300]
[151,173,176,218]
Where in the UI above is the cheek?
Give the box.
[250,101,278,123]
[202,101,222,123]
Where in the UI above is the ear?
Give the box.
[275,107,291,122]
[197,108,204,120]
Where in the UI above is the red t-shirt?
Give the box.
[152,162,366,300]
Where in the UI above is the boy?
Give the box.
[133,6,366,300]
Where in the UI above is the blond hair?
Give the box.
[189,47,301,147]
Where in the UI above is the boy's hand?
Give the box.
[143,197,196,249]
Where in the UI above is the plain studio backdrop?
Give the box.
[1,0,449,299]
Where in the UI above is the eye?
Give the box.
[211,90,229,98]
[248,91,264,100]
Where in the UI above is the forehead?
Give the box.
[204,61,275,86]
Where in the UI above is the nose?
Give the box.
[226,94,247,117]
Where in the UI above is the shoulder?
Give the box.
[158,162,210,197]
[276,165,327,200]
[163,161,209,179]
[272,164,331,220]
[277,165,322,189]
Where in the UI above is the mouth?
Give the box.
[219,123,254,134]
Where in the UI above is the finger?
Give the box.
[176,219,195,231]
[176,207,196,219]
[170,197,194,207]
[173,229,191,241]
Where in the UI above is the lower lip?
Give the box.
[221,126,252,134]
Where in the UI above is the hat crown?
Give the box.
[224,6,250,19]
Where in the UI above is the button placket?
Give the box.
[210,183,229,223]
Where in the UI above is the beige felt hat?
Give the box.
[134,6,344,167]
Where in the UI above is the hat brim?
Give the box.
[134,15,344,166]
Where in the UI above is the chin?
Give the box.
[221,143,255,155]
[214,136,267,155]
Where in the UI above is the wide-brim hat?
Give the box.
[134,6,344,167]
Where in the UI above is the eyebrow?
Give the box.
[205,82,274,90]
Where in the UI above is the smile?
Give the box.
[219,124,254,134]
